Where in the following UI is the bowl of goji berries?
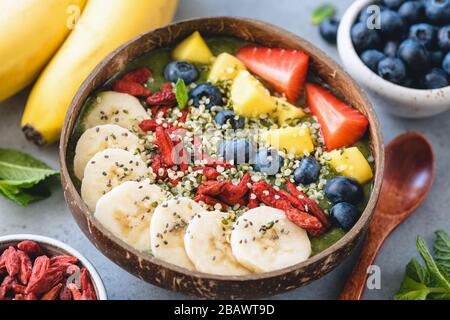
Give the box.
[0,234,107,300]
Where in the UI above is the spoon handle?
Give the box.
[338,215,391,300]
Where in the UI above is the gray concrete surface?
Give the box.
[1,0,449,300]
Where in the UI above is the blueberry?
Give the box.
[330,203,360,231]
[378,57,407,84]
[399,1,425,23]
[351,22,381,52]
[443,52,450,75]
[319,18,340,44]
[437,25,450,52]
[359,5,384,23]
[384,41,399,57]
[214,110,245,129]
[430,51,444,67]
[325,176,364,205]
[218,139,255,164]
[189,84,223,109]
[293,157,321,185]
[361,50,386,72]
[379,10,407,39]
[253,148,284,176]
[422,68,449,88]
[425,0,450,24]
[383,0,405,9]
[398,39,430,74]
[409,23,436,49]
[164,61,199,85]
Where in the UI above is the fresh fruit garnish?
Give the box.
[326,147,374,184]
[319,18,340,44]
[325,176,364,205]
[172,31,214,64]
[164,61,199,85]
[379,10,407,40]
[263,127,314,157]
[330,202,360,231]
[253,148,284,176]
[305,83,369,151]
[236,46,309,103]
[409,23,436,50]
[351,22,381,52]
[438,25,450,52]
[399,1,425,24]
[360,50,385,72]
[230,70,277,118]
[398,39,430,75]
[293,157,321,185]
[189,83,223,109]
[208,53,246,83]
[274,97,306,125]
[378,57,406,84]
[214,110,245,129]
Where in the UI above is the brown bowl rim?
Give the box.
[60,17,384,285]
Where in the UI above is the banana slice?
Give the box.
[81,148,148,212]
[184,211,250,276]
[74,124,141,180]
[80,91,149,132]
[150,197,204,270]
[230,206,311,273]
[94,179,168,252]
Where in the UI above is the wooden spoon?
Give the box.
[339,132,435,300]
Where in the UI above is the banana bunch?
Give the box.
[0,0,178,146]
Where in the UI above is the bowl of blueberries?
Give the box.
[337,0,450,118]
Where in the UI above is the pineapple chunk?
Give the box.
[264,127,314,156]
[326,147,373,184]
[275,98,306,125]
[208,53,246,82]
[172,31,214,64]
[231,71,277,118]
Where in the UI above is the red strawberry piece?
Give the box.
[305,83,369,151]
[122,67,153,84]
[236,46,309,103]
[114,79,151,97]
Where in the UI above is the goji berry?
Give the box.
[27,255,49,288]
[12,283,26,294]
[146,83,176,107]
[59,285,73,300]
[50,255,78,266]
[194,167,221,180]
[247,193,260,209]
[285,181,330,228]
[179,108,190,123]
[24,293,37,300]
[17,250,32,285]
[197,180,228,196]
[155,126,175,167]
[122,67,153,84]
[80,268,97,300]
[26,267,63,294]
[0,286,6,300]
[114,79,151,97]
[252,181,323,234]
[17,240,43,257]
[1,275,16,290]
[139,119,160,132]
[4,246,20,277]
[152,105,173,118]
[41,283,63,300]
[194,194,228,210]
[67,283,82,300]
[150,154,167,179]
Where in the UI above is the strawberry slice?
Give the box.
[236,46,309,103]
[305,83,369,151]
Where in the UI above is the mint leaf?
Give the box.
[405,258,430,284]
[0,149,58,206]
[417,236,450,290]
[175,79,189,110]
[0,149,59,184]
[311,4,336,25]
[434,230,450,275]
[394,276,430,300]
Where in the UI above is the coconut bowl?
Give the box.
[60,17,384,299]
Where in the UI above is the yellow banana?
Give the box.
[22,0,178,146]
[0,0,87,102]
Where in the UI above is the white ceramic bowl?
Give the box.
[0,234,107,300]
[337,0,450,118]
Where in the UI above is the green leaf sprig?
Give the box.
[311,4,336,25]
[175,79,189,110]
[394,230,450,300]
[0,149,59,206]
